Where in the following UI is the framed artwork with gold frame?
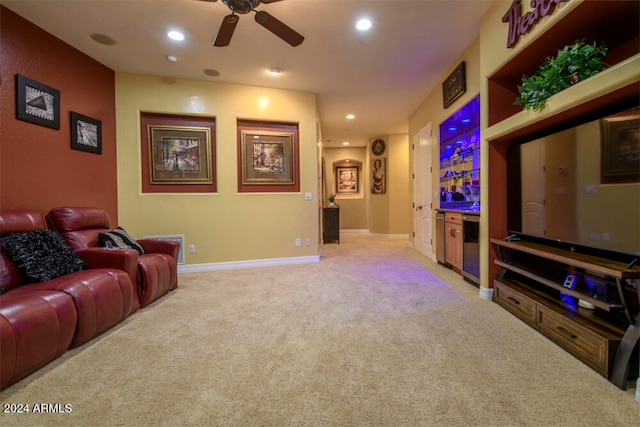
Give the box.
[148,125,213,184]
[140,113,216,193]
[237,120,300,192]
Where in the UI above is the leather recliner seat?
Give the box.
[46,207,179,308]
[0,209,136,389]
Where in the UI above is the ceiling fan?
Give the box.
[201,0,304,47]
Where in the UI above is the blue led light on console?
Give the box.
[563,274,576,289]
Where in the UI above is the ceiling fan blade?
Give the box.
[254,11,304,47]
[214,14,239,46]
[260,0,284,3]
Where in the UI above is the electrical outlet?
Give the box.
[295,238,301,247]
[305,237,311,246]
[189,244,196,254]
[304,192,313,201]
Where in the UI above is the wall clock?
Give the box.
[371,139,386,156]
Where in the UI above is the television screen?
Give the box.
[507,105,640,257]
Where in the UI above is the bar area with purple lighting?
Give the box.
[436,95,481,286]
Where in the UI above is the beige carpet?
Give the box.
[1,233,638,426]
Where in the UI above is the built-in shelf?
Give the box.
[485,54,640,145]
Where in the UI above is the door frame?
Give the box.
[413,122,435,260]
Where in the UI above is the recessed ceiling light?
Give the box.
[167,30,184,41]
[269,67,283,75]
[356,18,372,31]
[346,114,355,119]
[343,141,350,146]
[166,55,179,62]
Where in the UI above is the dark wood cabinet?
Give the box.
[322,207,339,243]
[491,238,639,384]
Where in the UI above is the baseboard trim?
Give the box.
[368,233,410,240]
[178,255,320,273]
[479,286,494,301]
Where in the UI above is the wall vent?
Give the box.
[142,234,185,265]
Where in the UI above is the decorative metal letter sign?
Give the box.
[502,0,567,48]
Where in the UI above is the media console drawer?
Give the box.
[493,279,622,378]
[494,280,536,326]
[537,305,611,376]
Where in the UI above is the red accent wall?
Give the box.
[0,6,118,224]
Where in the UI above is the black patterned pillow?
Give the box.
[0,229,86,283]
[98,227,144,254]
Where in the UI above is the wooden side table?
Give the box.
[322,207,340,243]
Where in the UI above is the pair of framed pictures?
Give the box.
[16,74,102,154]
[140,114,300,193]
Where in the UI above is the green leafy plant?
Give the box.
[328,193,335,203]
[515,39,608,111]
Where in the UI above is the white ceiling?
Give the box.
[2,0,491,147]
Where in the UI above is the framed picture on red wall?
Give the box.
[16,74,60,129]
[70,112,102,154]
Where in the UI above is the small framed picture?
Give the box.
[16,74,60,129]
[442,62,466,109]
[70,112,102,154]
[336,166,358,194]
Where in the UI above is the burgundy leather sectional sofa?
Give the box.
[0,208,179,389]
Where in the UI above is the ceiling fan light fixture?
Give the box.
[223,0,259,14]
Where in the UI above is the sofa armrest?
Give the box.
[75,248,138,281]
[136,239,180,260]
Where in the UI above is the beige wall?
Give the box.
[408,37,481,248]
[324,134,411,235]
[386,134,411,235]
[368,134,411,236]
[323,146,367,230]
[115,73,320,264]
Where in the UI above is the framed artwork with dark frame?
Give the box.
[442,62,466,109]
[16,74,60,129]
[372,157,386,194]
[70,111,102,154]
[237,120,300,193]
[336,166,358,194]
[140,112,217,193]
[601,112,640,184]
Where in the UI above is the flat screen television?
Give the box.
[506,104,640,261]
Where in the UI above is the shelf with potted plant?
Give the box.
[485,52,640,144]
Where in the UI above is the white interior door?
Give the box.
[521,139,546,236]
[413,122,433,258]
